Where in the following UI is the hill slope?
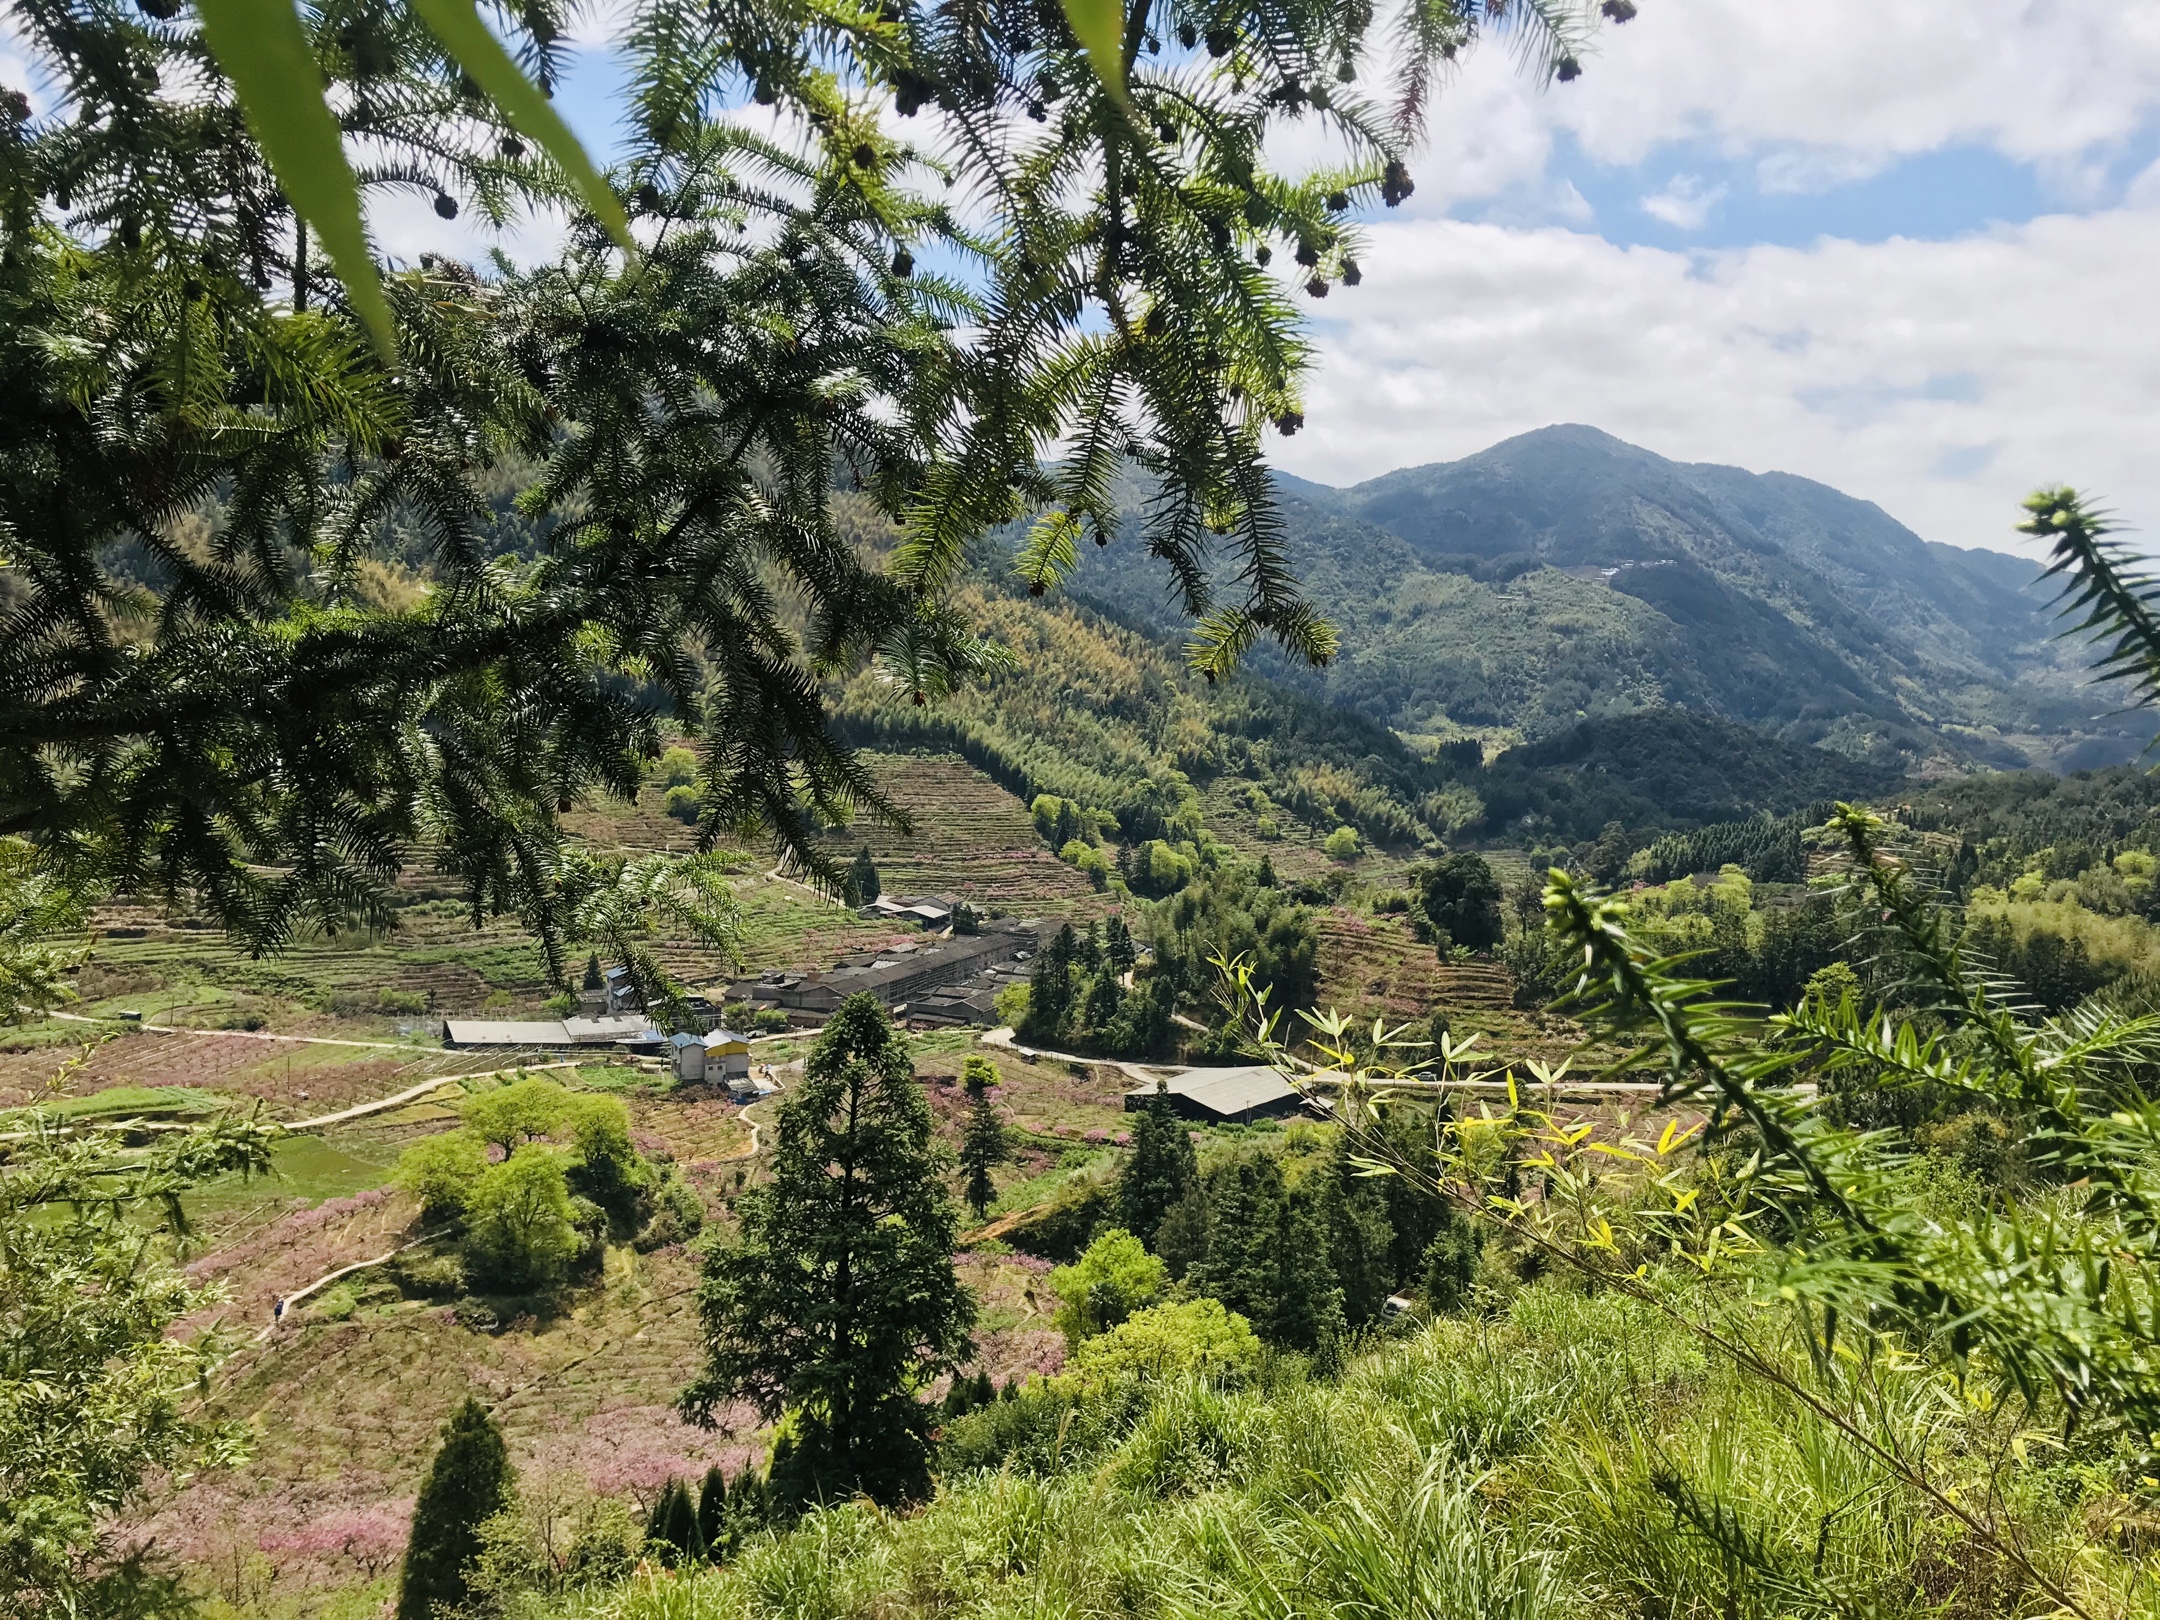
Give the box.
[1069,425,2150,772]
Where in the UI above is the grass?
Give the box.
[525,1279,2143,1620]
[24,1083,231,1119]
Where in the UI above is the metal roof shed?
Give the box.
[1124,1064,1304,1124]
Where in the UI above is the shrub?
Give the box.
[312,1282,360,1321]
[1050,1229,1167,1344]
[388,1250,467,1299]
[1323,826,1361,862]
[654,745,700,787]
[1059,1297,1262,1390]
[994,983,1032,1030]
[1007,1178,1117,1262]
[751,1005,791,1033]
[634,1169,706,1252]
[1255,815,1281,841]
[394,1132,492,1222]
[663,784,701,824]
[378,988,428,1016]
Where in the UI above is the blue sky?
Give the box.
[365,1,2160,559]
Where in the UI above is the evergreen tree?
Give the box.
[846,848,881,907]
[644,1478,704,1567]
[1378,1103,1459,1287]
[1078,963,1125,1037]
[1320,1133,1397,1329]
[1023,925,1078,1040]
[1188,1157,1343,1353]
[397,1398,514,1620]
[1153,1181,1214,1281]
[1414,855,1505,954]
[960,1054,999,1097]
[1422,1221,1483,1314]
[682,995,973,1508]
[958,1089,1010,1222]
[695,1466,728,1558]
[583,952,604,992]
[1119,1083,1198,1246]
[1104,913,1137,974]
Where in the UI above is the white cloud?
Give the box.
[1277,203,2160,556]
[1557,0,2160,169]
[1638,174,1724,229]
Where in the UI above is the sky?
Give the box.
[17,1,2158,560]
[1265,0,2160,559]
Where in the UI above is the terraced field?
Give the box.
[1314,909,1514,1016]
[817,753,1115,917]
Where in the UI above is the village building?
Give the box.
[724,918,1041,1024]
[1122,1064,1306,1124]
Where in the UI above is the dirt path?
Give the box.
[287,1061,578,1131]
[49,1010,416,1052]
[978,1025,1680,1102]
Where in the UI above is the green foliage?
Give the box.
[655,747,701,789]
[0,840,92,1025]
[1031,795,1090,852]
[662,785,701,825]
[1059,1298,1262,1391]
[461,1150,581,1292]
[1413,852,1503,953]
[845,848,881,907]
[15,0,1498,959]
[1187,1154,1344,1354]
[1118,1082,1198,1247]
[1005,1177,1120,1264]
[959,1055,999,1096]
[1019,922,1174,1058]
[683,995,973,1508]
[1631,813,1809,884]
[643,1478,704,1568]
[397,1398,514,1620]
[958,1088,1010,1222]
[459,1079,570,1158]
[0,1113,276,1614]
[1145,863,1319,1045]
[394,1131,492,1222]
[1319,1131,1397,1329]
[1049,1229,1167,1345]
[1322,825,1362,862]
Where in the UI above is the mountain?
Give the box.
[1071,425,2150,773]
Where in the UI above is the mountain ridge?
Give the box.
[1071,425,2149,773]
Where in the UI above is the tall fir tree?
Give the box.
[695,1466,728,1559]
[1188,1156,1344,1354]
[1119,1083,1198,1246]
[644,1478,704,1567]
[1103,913,1137,974]
[396,1398,513,1620]
[1319,1132,1397,1329]
[959,1088,1010,1222]
[846,848,881,907]
[682,995,973,1508]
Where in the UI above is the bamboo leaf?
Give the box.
[1060,0,1132,110]
[410,0,632,248]
[194,0,394,356]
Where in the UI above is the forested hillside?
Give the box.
[1069,426,2152,772]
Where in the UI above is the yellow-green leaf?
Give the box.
[1060,0,1132,110]
[195,0,393,356]
[410,0,632,249]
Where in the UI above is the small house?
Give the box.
[704,1029,752,1081]
[671,1032,706,1083]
